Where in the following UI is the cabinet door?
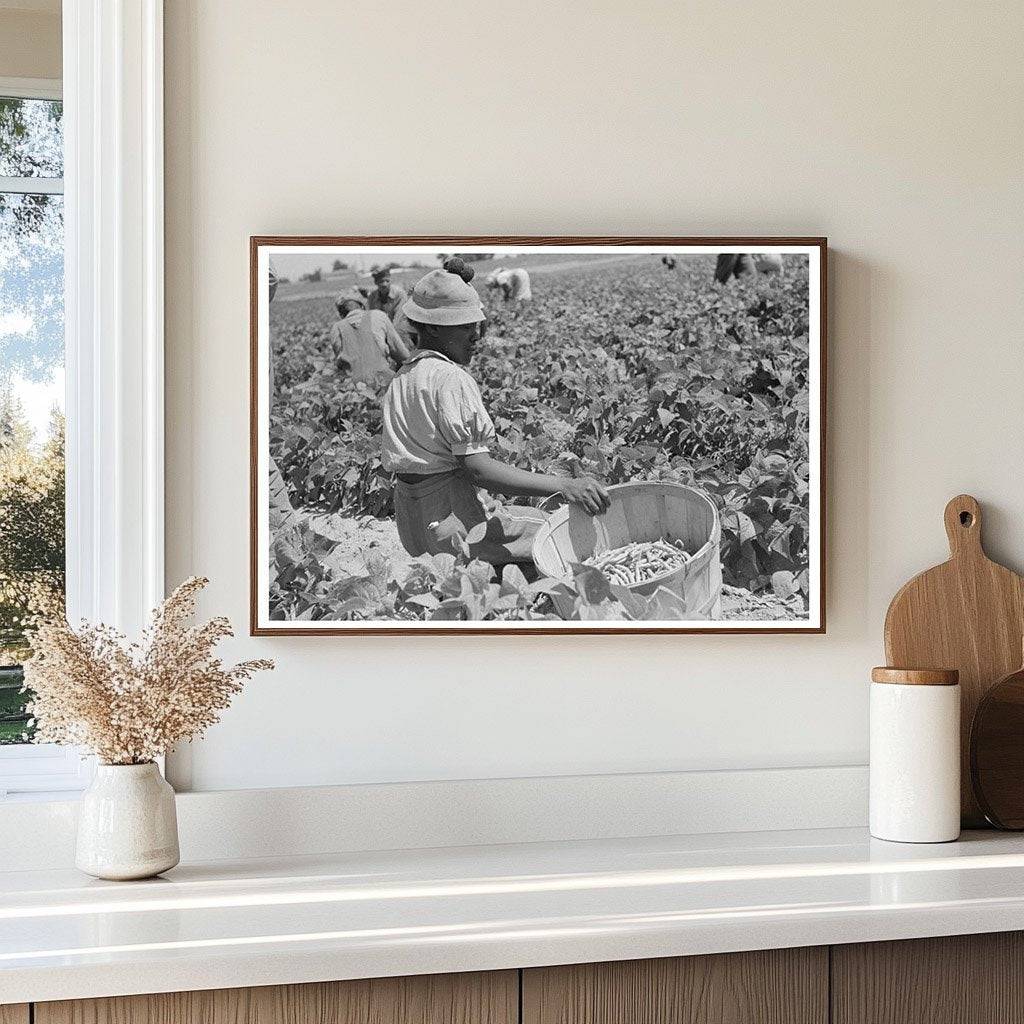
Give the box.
[35,970,517,1024]
[0,1006,29,1024]
[832,932,1024,1024]
[523,948,828,1024]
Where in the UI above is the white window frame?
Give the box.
[0,77,61,101]
[0,1,164,799]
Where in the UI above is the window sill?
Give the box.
[0,744,93,799]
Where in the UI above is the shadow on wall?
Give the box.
[827,250,873,633]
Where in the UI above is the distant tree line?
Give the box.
[437,253,494,263]
[295,257,437,284]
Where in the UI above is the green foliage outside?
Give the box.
[0,396,65,743]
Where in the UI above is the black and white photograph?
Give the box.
[251,239,825,634]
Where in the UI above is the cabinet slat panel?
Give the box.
[832,932,1024,1024]
[0,1006,29,1024]
[522,948,828,1024]
[35,970,517,1024]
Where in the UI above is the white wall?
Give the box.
[164,0,1024,792]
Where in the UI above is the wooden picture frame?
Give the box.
[251,237,826,635]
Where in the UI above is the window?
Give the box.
[0,80,85,796]
[0,5,166,798]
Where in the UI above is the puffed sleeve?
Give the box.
[435,369,496,456]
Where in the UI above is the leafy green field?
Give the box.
[269,255,811,622]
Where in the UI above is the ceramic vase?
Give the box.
[76,762,180,880]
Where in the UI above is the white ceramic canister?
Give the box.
[76,762,180,880]
[870,667,961,843]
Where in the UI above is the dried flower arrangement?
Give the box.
[23,577,273,765]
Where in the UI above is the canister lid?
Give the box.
[871,667,959,686]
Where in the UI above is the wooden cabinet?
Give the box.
[832,932,1024,1024]
[34,971,517,1024]
[24,932,1024,1024]
[522,948,828,1024]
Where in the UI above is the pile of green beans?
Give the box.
[584,539,691,586]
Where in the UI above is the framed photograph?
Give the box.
[251,237,826,635]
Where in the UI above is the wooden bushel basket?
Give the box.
[532,482,723,618]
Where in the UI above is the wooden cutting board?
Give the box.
[884,494,1024,826]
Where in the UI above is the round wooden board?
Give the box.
[970,664,1024,829]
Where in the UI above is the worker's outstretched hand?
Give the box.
[560,477,611,516]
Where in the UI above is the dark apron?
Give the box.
[394,472,548,569]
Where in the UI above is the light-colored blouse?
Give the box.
[381,350,495,474]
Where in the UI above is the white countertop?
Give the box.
[4,826,1024,1004]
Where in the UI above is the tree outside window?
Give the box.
[0,95,65,744]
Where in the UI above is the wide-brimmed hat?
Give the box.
[371,268,391,283]
[335,288,366,309]
[402,270,485,326]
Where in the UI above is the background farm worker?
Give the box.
[754,253,783,275]
[484,266,532,304]
[331,288,411,385]
[367,267,408,321]
[381,269,609,568]
[714,253,783,283]
[391,303,417,355]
